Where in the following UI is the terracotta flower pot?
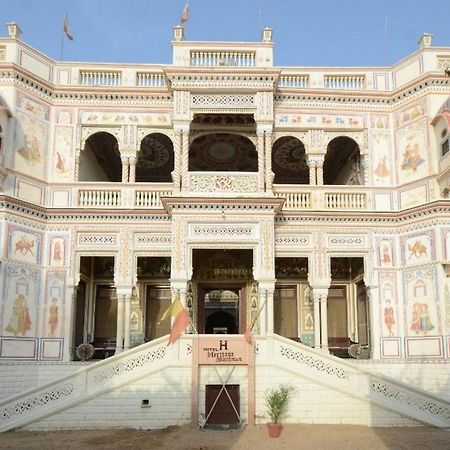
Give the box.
[266,422,283,438]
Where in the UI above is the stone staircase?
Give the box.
[0,334,448,431]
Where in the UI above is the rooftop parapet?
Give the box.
[171,26,274,67]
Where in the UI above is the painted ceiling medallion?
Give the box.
[208,141,237,162]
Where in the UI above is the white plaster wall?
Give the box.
[0,363,81,399]
[24,366,192,430]
[255,365,420,427]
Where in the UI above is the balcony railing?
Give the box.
[325,192,367,209]
[47,182,376,211]
[79,189,121,207]
[136,72,166,87]
[273,185,370,210]
[324,75,365,90]
[190,51,256,67]
[80,70,122,86]
[278,75,309,88]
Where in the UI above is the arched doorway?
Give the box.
[136,133,174,182]
[80,132,122,182]
[272,136,309,184]
[192,249,254,334]
[323,136,361,185]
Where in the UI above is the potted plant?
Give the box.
[264,384,293,438]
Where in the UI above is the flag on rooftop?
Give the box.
[63,14,73,41]
[181,1,189,25]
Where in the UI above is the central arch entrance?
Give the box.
[192,249,254,335]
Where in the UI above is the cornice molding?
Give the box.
[0,195,169,223]
[1,64,448,109]
[162,196,285,214]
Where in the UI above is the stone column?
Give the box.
[266,289,274,334]
[121,156,129,183]
[361,153,369,185]
[172,130,182,193]
[64,280,78,361]
[315,156,325,185]
[307,156,317,185]
[115,294,125,355]
[257,289,267,335]
[366,286,379,359]
[319,293,329,351]
[257,131,265,192]
[181,130,189,192]
[313,292,321,349]
[124,293,132,351]
[265,132,273,192]
[74,148,81,181]
[128,155,137,183]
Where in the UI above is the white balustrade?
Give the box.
[135,190,171,208]
[276,192,311,209]
[190,51,256,67]
[325,192,367,209]
[136,72,166,87]
[79,189,121,207]
[80,70,122,86]
[278,75,309,88]
[324,75,365,90]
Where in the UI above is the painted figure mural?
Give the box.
[384,300,396,336]
[379,240,393,267]
[48,297,59,337]
[410,302,434,335]
[401,143,424,172]
[396,119,429,184]
[5,294,32,336]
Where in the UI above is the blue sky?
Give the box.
[1,0,450,67]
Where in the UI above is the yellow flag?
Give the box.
[158,293,183,324]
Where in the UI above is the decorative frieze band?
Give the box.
[191,94,255,109]
[190,224,255,239]
[190,174,258,193]
[327,235,367,247]
[134,234,171,246]
[275,236,310,246]
[78,234,117,245]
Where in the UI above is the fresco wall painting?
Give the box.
[13,92,49,181]
[370,114,393,186]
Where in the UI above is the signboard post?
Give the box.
[191,335,255,427]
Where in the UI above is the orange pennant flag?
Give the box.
[158,294,183,325]
[181,1,189,25]
[168,308,191,345]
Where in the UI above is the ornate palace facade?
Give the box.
[0,23,449,429]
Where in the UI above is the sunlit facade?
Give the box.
[0,23,449,430]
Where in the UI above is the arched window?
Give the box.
[136,133,174,182]
[79,132,121,182]
[272,136,308,184]
[324,136,361,185]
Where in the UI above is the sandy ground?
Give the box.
[0,424,448,450]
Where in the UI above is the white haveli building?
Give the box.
[0,23,449,430]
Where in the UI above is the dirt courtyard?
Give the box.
[0,424,448,450]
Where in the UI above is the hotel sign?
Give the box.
[198,337,249,365]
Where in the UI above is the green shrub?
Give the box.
[265,384,294,423]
